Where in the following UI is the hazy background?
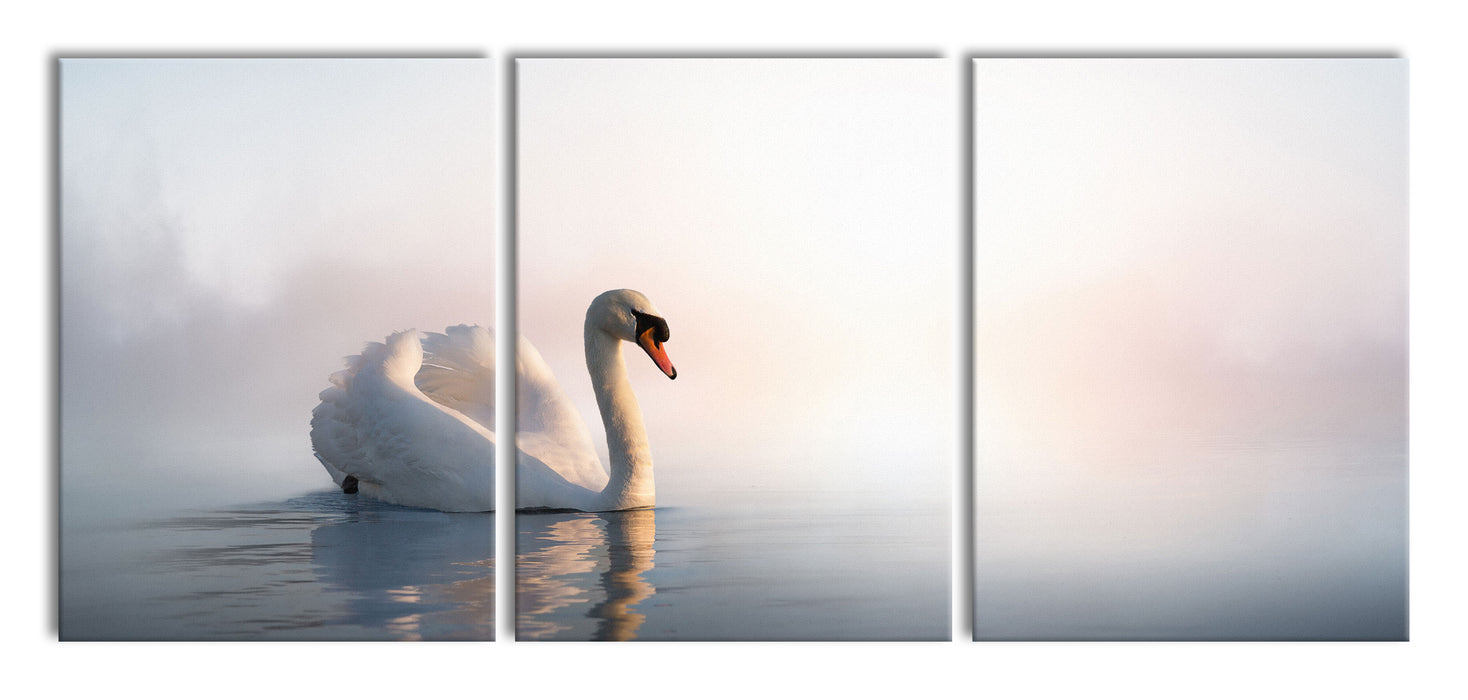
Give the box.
[60,59,495,522]
[973,59,1408,639]
[517,59,958,507]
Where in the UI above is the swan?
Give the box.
[309,289,676,512]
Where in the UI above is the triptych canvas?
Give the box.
[59,57,1406,641]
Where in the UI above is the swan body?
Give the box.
[310,289,676,512]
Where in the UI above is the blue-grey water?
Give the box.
[973,436,1407,641]
[60,492,496,641]
[516,492,951,641]
[60,489,949,641]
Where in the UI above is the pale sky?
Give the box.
[976,58,1406,460]
[517,59,958,504]
[61,59,495,516]
[61,58,958,514]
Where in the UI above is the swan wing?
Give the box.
[418,324,496,427]
[515,335,607,491]
[413,325,605,491]
[310,355,372,486]
[310,331,496,512]
[310,324,622,511]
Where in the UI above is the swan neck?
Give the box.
[585,327,655,510]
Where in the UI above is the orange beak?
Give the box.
[637,326,677,379]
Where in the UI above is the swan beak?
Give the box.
[637,326,677,380]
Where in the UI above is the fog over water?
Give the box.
[60,59,495,521]
[59,59,498,640]
[58,57,1405,642]
[972,59,1407,639]
[60,58,956,641]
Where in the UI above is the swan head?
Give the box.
[588,289,677,380]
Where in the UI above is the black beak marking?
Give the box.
[631,309,670,343]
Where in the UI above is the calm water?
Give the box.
[516,492,951,641]
[60,492,495,640]
[973,437,1408,640]
[61,489,949,641]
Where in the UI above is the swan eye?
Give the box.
[630,309,670,343]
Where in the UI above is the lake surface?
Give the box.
[60,491,496,641]
[60,489,949,641]
[516,492,951,641]
[973,436,1408,640]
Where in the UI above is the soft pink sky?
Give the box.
[975,59,1406,463]
[517,59,958,503]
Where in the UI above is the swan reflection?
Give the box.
[517,508,657,641]
[309,501,495,640]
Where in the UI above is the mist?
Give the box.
[60,59,495,521]
[972,59,1407,639]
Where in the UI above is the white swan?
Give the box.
[309,289,676,512]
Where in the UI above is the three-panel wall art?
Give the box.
[59,57,1406,641]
